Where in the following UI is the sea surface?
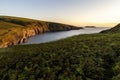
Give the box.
[23,27,110,44]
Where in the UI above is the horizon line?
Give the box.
[0,15,119,27]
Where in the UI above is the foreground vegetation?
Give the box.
[0,26,120,80]
[0,16,120,80]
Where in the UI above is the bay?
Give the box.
[23,27,110,44]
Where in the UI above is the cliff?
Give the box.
[0,16,82,48]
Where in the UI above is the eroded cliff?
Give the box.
[0,16,82,48]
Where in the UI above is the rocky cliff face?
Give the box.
[0,26,49,48]
[0,16,82,48]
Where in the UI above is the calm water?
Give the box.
[23,27,110,44]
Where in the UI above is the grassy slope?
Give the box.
[0,21,22,36]
[0,26,120,80]
[0,16,45,24]
[101,24,120,33]
[0,21,23,44]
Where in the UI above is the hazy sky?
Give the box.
[0,0,120,27]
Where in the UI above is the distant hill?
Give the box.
[85,26,96,28]
[0,16,82,48]
[101,24,120,33]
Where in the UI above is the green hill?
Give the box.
[0,16,81,48]
[0,21,120,80]
[101,24,120,33]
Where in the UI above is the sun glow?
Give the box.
[69,0,120,27]
[0,0,120,27]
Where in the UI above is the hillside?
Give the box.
[0,16,82,48]
[0,23,120,80]
[101,24,120,33]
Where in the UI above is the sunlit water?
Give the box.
[23,27,110,45]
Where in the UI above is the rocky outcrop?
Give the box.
[18,26,49,44]
[0,26,49,48]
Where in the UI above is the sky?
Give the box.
[0,0,120,27]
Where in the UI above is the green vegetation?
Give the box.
[0,23,120,80]
[0,16,46,26]
[0,16,120,80]
[101,24,120,33]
